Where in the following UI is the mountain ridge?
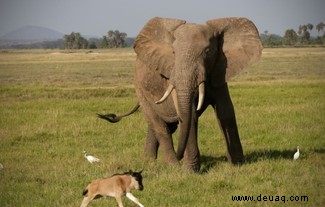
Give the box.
[0,25,64,41]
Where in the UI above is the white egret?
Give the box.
[293,146,300,160]
[83,151,100,163]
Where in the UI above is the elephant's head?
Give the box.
[134,17,262,160]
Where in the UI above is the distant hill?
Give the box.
[0,25,64,41]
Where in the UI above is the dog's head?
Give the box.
[129,170,144,191]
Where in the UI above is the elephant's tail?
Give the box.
[97,103,140,123]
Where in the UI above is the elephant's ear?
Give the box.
[134,17,186,79]
[206,18,263,80]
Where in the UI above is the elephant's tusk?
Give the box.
[197,82,205,111]
[171,89,182,123]
[155,84,174,104]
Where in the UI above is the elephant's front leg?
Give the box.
[142,111,179,165]
[153,123,179,165]
[214,83,244,164]
[144,126,159,159]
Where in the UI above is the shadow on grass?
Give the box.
[312,148,325,154]
[200,155,227,174]
[244,149,295,163]
[200,148,325,173]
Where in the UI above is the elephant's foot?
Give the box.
[163,151,180,166]
[225,129,244,165]
[144,151,158,162]
[183,154,200,172]
[217,117,244,165]
[183,161,200,173]
[144,141,179,165]
[227,151,244,165]
[144,148,179,166]
[144,147,158,160]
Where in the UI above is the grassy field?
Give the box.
[0,48,324,207]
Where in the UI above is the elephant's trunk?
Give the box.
[154,83,193,160]
[174,69,205,159]
[155,61,206,160]
[175,88,193,160]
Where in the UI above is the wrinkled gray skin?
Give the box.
[101,17,262,172]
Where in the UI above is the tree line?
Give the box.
[262,22,325,47]
[63,30,132,49]
[2,22,324,49]
[64,22,325,49]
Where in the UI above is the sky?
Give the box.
[0,0,324,38]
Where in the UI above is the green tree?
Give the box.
[63,33,73,49]
[107,30,116,48]
[301,31,311,43]
[284,29,298,46]
[298,24,313,44]
[88,41,97,49]
[107,30,127,48]
[63,32,88,49]
[262,34,282,47]
[306,23,314,31]
[316,22,325,34]
[99,36,109,48]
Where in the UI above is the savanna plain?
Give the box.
[0,48,324,207]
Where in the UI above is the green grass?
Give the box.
[0,48,324,206]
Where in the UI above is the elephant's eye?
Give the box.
[205,48,212,57]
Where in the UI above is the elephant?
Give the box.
[98,17,262,172]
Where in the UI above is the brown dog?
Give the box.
[80,170,144,207]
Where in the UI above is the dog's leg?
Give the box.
[80,196,92,207]
[115,195,124,207]
[80,193,98,207]
[126,192,144,207]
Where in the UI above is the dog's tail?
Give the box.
[82,186,88,196]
